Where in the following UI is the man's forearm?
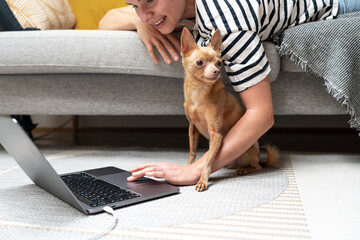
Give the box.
[191,108,273,175]
[192,77,274,175]
[213,108,273,171]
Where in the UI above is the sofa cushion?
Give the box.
[281,55,305,72]
[263,41,281,82]
[0,30,281,83]
[0,72,345,115]
[67,0,127,30]
[1,0,75,30]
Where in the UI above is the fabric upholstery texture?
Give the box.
[0,30,280,82]
[0,72,345,116]
[0,17,348,118]
[278,12,360,131]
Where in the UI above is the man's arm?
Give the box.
[128,76,274,185]
[99,6,180,64]
[209,75,274,172]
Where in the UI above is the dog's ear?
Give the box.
[210,29,222,52]
[181,28,197,56]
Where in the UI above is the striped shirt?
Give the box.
[192,0,339,92]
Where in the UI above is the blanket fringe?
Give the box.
[277,43,360,135]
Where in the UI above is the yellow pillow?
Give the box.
[5,0,76,29]
[67,0,127,30]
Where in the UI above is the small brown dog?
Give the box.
[180,28,278,192]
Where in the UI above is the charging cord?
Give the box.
[86,207,118,240]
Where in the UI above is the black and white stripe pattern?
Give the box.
[193,0,338,92]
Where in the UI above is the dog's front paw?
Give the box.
[236,165,262,175]
[195,180,208,192]
[236,168,248,175]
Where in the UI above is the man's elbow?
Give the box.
[264,109,275,131]
[98,17,109,30]
[99,9,117,30]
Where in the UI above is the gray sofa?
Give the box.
[0,28,346,126]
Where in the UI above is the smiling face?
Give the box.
[126,0,190,34]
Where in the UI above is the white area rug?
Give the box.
[0,146,297,240]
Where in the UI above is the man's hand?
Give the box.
[127,162,201,185]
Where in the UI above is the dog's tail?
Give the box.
[260,144,279,166]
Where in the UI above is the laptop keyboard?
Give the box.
[61,172,141,207]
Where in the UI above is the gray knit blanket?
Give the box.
[277,12,360,133]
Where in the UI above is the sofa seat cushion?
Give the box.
[0,30,281,82]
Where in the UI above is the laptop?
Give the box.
[0,116,179,215]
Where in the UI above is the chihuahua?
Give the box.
[180,28,278,192]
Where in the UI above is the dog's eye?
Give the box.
[217,61,222,67]
[196,60,204,67]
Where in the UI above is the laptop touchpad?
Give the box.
[100,172,170,197]
[100,172,132,186]
[85,166,126,177]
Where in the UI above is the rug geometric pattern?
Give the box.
[0,147,309,240]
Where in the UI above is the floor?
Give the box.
[30,128,360,240]
[290,152,360,240]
